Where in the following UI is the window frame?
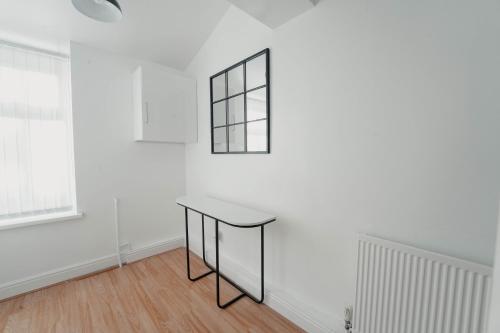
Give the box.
[210,48,270,154]
[0,41,80,229]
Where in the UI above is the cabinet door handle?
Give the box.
[144,102,149,124]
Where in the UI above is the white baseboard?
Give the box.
[1,235,344,333]
[189,240,344,333]
[0,254,118,301]
[224,255,342,333]
[0,235,185,301]
[123,235,184,263]
[266,291,340,333]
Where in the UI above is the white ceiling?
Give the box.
[0,0,229,69]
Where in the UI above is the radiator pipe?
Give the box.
[113,197,122,267]
[345,305,353,332]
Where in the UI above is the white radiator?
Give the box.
[354,234,493,333]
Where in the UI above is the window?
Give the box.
[0,42,77,226]
[210,49,270,154]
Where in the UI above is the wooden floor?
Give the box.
[0,248,303,333]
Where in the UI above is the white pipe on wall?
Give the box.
[113,197,122,267]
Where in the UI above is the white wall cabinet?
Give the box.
[133,64,197,143]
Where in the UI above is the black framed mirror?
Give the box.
[210,48,270,154]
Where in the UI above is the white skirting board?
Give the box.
[188,238,344,333]
[123,235,184,263]
[0,235,342,333]
[0,254,118,301]
[0,235,184,301]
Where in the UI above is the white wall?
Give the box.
[186,0,500,330]
[0,43,185,294]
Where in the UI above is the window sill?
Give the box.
[0,211,84,231]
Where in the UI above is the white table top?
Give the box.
[176,196,276,227]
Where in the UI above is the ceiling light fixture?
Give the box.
[72,0,123,23]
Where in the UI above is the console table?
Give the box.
[176,195,277,308]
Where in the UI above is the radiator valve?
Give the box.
[344,305,353,332]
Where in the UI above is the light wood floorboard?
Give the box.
[0,248,304,333]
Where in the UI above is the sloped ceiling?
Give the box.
[0,0,229,69]
[226,0,318,29]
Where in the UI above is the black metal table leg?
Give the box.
[259,224,264,302]
[181,204,271,309]
[214,221,265,308]
[201,214,206,262]
[185,207,214,281]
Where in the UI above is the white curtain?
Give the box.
[0,42,76,220]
